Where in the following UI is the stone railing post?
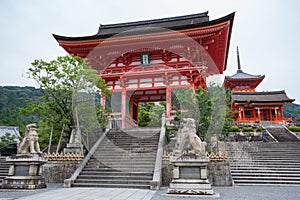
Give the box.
[150,113,166,190]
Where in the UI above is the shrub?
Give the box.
[228,126,239,132]
[256,127,265,132]
[242,126,253,132]
[288,126,300,132]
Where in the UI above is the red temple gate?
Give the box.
[54,12,235,128]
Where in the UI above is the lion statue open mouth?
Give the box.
[178,118,206,156]
[17,123,41,154]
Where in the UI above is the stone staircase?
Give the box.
[71,128,160,189]
[0,156,9,185]
[266,127,300,142]
[222,142,300,185]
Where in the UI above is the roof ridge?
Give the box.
[99,11,209,29]
[232,90,286,95]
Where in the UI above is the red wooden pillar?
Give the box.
[166,86,171,118]
[130,98,133,124]
[274,108,278,121]
[100,94,106,107]
[257,107,261,121]
[279,106,284,120]
[121,88,127,129]
[269,108,273,121]
[238,107,242,121]
[242,108,245,121]
[253,107,256,121]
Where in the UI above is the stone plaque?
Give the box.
[179,167,200,179]
[15,165,30,176]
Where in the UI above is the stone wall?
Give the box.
[207,160,232,186]
[42,161,81,183]
[162,160,232,187]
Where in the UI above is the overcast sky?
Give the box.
[0,0,299,103]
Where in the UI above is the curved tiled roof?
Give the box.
[98,11,209,35]
[231,91,294,103]
[52,11,235,41]
[226,70,265,79]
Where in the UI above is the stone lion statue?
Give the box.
[17,123,41,154]
[178,118,206,156]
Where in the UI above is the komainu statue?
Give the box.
[17,123,41,154]
[178,118,206,156]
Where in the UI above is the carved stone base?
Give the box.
[1,153,47,189]
[167,155,214,195]
[2,176,46,189]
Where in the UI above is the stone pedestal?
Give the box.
[168,155,213,195]
[63,126,82,153]
[63,143,82,153]
[1,154,47,189]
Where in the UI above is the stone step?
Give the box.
[231,160,300,167]
[233,180,300,185]
[71,182,150,189]
[90,156,156,161]
[229,163,300,167]
[224,141,300,185]
[75,178,151,185]
[230,167,300,171]
[231,170,300,174]
[233,176,300,181]
[231,172,300,177]
[95,150,157,154]
[76,177,153,185]
[72,129,159,189]
[85,164,155,169]
[102,143,158,145]
[0,156,9,184]
[80,171,152,177]
[0,170,9,174]
[83,166,154,172]
[87,159,155,164]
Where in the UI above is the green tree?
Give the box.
[138,102,165,127]
[221,88,235,136]
[175,87,212,140]
[21,55,109,150]
[0,132,19,147]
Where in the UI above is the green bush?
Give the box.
[288,126,300,132]
[242,126,253,132]
[256,127,265,132]
[228,126,239,132]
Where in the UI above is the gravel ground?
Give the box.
[1,184,300,200]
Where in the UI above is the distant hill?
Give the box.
[0,86,42,132]
[283,103,300,120]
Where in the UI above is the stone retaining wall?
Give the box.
[162,160,232,187]
[42,160,232,186]
[208,160,232,186]
[42,161,81,183]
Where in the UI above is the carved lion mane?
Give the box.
[17,123,41,154]
[178,118,206,156]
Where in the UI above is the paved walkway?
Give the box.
[15,187,155,200]
[1,185,300,200]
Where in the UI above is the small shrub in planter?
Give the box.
[242,126,253,132]
[256,126,265,132]
[288,126,300,132]
[229,126,239,132]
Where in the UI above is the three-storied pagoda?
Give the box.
[54,12,235,128]
[224,47,294,123]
